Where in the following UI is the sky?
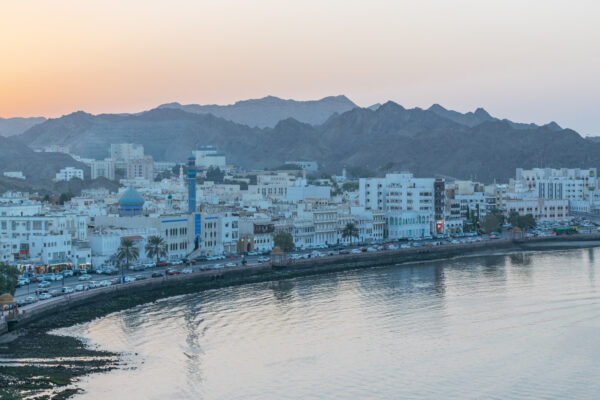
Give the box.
[1,0,599,134]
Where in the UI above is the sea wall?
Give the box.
[7,234,600,334]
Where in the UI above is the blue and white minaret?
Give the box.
[187,155,197,214]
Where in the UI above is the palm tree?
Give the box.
[116,238,139,280]
[145,236,167,264]
[342,222,359,245]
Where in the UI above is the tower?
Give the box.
[187,155,197,214]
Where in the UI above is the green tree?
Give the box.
[341,182,359,192]
[42,194,51,203]
[116,238,140,267]
[206,166,224,183]
[145,236,167,264]
[58,192,74,205]
[481,214,500,234]
[273,232,295,253]
[0,263,20,295]
[508,211,536,230]
[342,222,359,245]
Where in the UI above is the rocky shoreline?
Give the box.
[2,234,600,399]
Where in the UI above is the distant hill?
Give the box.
[0,136,117,195]
[427,104,562,131]
[157,95,357,128]
[0,116,46,137]
[16,101,599,183]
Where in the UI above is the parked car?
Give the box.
[143,262,156,269]
[38,281,51,289]
[25,296,37,304]
[212,264,224,269]
[366,247,377,252]
[225,262,236,268]
[62,270,74,277]
[88,281,100,288]
[257,256,270,263]
[151,272,163,278]
[99,280,112,287]
[38,292,53,300]
[134,275,147,281]
[171,260,184,266]
[350,249,362,254]
[124,276,136,283]
[49,289,62,297]
[79,274,92,281]
[75,284,87,291]
[247,251,258,256]
[156,261,168,267]
[62,287,74,294]
[290,254,301,260]
[166,268,180,276]
[182,267,193,274]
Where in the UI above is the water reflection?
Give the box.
[65,248,600,400]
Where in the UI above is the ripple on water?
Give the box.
[62,248,600,400]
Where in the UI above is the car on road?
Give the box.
[99,280,113,287]
[166,268,180,275]
[182,267,193,274]
[350,249,362,254]
[257,256,270,263]
[225,262,236,268]
[25,296,37,304]
[247,251,258,256]
[151,272,163,278]
[38,292,53,300]
[212,264,224,269]
[134,275,147,281]
[62,270,74,277]
[88,281,100,288]
[49,289,62,297]
[38,281,51,289]
[62,287,75,294]
[124,276,136,283]
[17,278,30,287]
[289,254,301,260]
[75,284,87,291]
[171,260,184,266]
[79,274,92,281]
[366,247,377,252]
[156,261,168,267]
[143,262,156,269]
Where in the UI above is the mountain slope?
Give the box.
[17,103,597,183]
[0,116,46,137]
[157,95,357,128]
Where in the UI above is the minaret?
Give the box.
[179,165,184,186]
[187,155,197,214]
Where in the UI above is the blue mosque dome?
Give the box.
[118,188,144,216]
[118,187,145,207]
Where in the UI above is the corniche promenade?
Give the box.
[3,233,600,337]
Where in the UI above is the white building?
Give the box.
[110,143,144,162]
[91,159,115,180]
[127,156,154,180]
[505,199,569,222]
[55,167,84,181]
[3,171,25,180]
[193,147,227,169]
[359,173,435,239]
[249,172,297,200]
[285,160,318,172]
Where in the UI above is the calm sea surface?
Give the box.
[59,248,600,399]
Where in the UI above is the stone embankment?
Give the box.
[6,233,600,335]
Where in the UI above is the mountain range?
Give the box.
[0,116,47,137]
[14,97,600,183]
[157,95,357,128]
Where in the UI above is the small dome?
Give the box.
[118,187,145,207]
[188,155,196,160]
[0,293,15,304]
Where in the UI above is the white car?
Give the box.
[257,256,270,263]
[181,267,193,274]
[38,292,53,300]
[366,247,377,252]
[124,276,136,283]
[212,264,224,269]
[247,251,258,256]
[350,249,362,254]
[75,284,87,291]
[99,280,112,287]
[290,254,301,260]
[225,262,237,268]
[79,274,92,281]
[62,287,75,294]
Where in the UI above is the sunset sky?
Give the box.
[1,0,599,134]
